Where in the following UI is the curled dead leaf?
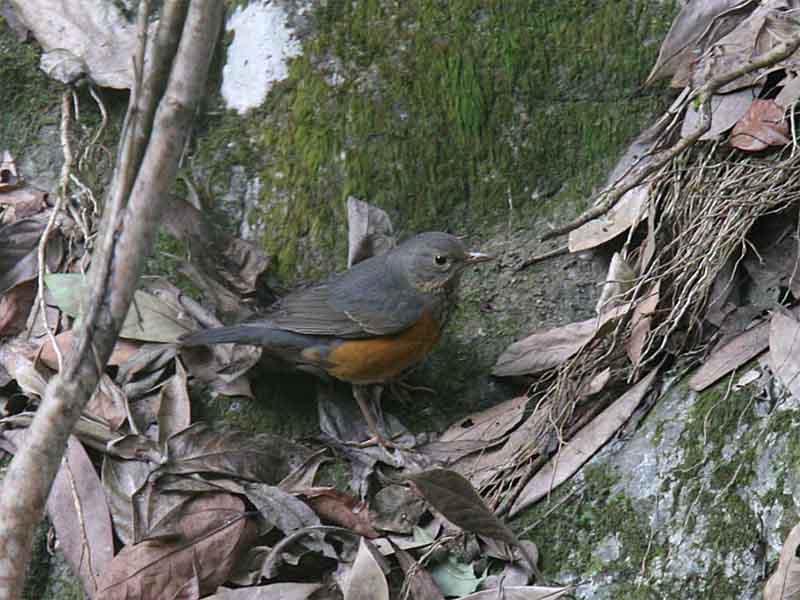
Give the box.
[730,99,790,151]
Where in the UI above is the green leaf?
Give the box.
[430,556,485,597]
[44,274,195,343]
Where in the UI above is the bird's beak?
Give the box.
[465,251,495,265]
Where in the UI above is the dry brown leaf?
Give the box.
[596,252,636,316]
[645,0,754,86]
[303,487,379,538]
[0,218,45,295]
[0,186,49,220]
[451,409,547,492]
[278,449,329,493]
[692,2,798,93]
[206,583,323,599]
[688,314,776,391]
[492,319,597,377]
[0,280,36,336]
[764,522,800,599]
[509,368,659,517]
[769,311,800,401]
[345,538,389,600]
[393,543,445,600]
[439,395,528,443]
[154,423,313,484]
[95,493,257,600]
[730,99,790,151]
[47,435,114,598]
[86,374,129,430]
[101,455,152,546]
[776,71,800,108]
[347,197,395,267]
[626,282,661,367]
[681,86,761,140]
[39,330,140,371]
[0,339,46,398]
[157,360,192,446]
[568,184,649,253]
[408,469,517,546]
[244,482,321,535]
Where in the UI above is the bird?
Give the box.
[179,232,494,447]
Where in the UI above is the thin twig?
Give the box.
[542,33,800,241]
[36,91,74,373]
[516,244,570,271]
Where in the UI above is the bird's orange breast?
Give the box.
[323,310,441,384]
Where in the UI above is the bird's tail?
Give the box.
[179,324,269,347]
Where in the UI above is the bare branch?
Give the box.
[0,2,224,598]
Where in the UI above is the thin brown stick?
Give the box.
[515,244,570,271]
[542,33,800,241]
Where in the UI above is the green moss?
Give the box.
[193,0,678,282]
[0,20,61,154]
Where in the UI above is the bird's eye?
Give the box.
[434,254,448,266]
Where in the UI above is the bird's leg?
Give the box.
[352,384,396,449]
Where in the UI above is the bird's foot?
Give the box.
[353,431,403,450]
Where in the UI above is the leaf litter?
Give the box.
[7,2,800,597]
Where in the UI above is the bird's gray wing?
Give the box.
[270,256,424,338]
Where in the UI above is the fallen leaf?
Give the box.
[244,482,321,535]
[154,422,313,484]
[430,556,485,597]
[439,395,529,444]
[408,469,517,545]
[681,87,761,140]
[101,455,152,546]
[509,368,659,517]
[278,449,330,492]
[461,586,571,600]
[225,545,270,587]
[568,184,650,253]
[764,521,800,599]
[39,331,141,371]
[0,218,45,295]
[626,282,661,367]
[157,360,191,446]
[393,543,445,600]
[645,0,754,86]
[86,374,129,430]
[95,493,257,600]
[730,99,790,151]
[596,252,636,316]
[492,319,597,377]
[776,71,800,108]
[47,436,114,598]
[344,538,389,600]
[347,197,395,267]
[0,340,46,398]
[688,313,777,391]
[0,186,49,219]
[206,583,323,599]
[769,311,800,402]
[692,3,795,93]
[45,274,195,342]
[0,280,36,336]
[303,487,379,538]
